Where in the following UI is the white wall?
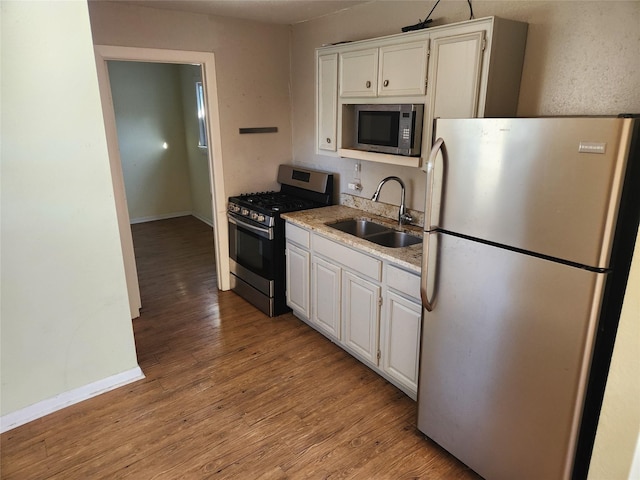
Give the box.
[290,1,640,211]
[108,61,193,222]
[88,1,293,198]
[179,64,214,225]
[1,1,139,417]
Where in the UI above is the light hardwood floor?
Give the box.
[1,216,480,479]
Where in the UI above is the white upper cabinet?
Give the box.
[377,41,429,96]
[339,41,429,98]
[316,16,528,166]
[427,31,485,119]
[317,53,339,152]
[339,48,379,97]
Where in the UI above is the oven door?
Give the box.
[228,213,275,296]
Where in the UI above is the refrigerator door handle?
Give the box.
[421,138,443,312]
[420,231,435,311]
[424,138,443,231]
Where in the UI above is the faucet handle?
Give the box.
[399,212,413,226]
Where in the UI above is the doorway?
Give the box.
[94,46,230,319]
[107,61,212,226]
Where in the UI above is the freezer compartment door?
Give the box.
[417,233,605,480]
[432,117,633,268]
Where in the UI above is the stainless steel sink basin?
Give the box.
[328,219,391,237]
[326,218,422,248]
[366,230,422,248]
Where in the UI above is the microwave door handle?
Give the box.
[228,215,273,240]
[421,138,443,312]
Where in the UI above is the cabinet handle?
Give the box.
[366,80,371,88]
[326,138,331,144]
[383,79,389,87]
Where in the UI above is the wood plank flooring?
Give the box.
[1,216,480,479]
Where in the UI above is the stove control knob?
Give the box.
[241,208,249,216]
[257,214,265,222]
[250,211,258,221]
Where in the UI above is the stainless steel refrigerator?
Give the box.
[417,116,640,480]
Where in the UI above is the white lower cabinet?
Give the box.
[342,270,381,365]
[285,221,422,398]
[382,291,422,394]
[311,256,341,339]
[285,241,310,320]
[382,265,422,395]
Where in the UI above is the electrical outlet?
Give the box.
[348,182,362,191]
[353,161,361,183]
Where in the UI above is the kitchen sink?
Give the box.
[366,230,422,248]
[328,219,391,237]
[326,218,422,248]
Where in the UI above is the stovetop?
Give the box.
[227,165,334,228]
[228,191,325,228]
[232,191,320,213]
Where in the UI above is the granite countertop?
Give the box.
[281,205,422,273]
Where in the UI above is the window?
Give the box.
[195,81,208,148]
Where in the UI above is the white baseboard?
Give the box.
[129,211,213,227]
[0,366,145,433]
[192,212,214,227]
[129,211,191,224]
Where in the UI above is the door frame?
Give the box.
[94,45,230,318]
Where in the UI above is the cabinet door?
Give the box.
[286,242,310,319]
[339,48,378,97]
[378,41,429,96]
[427,30,485,119]
[342,271,381,364]
[317,53,338,152]
[311,257,341,339]
[382,291,422,394]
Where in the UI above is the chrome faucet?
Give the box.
[371,176,413,227]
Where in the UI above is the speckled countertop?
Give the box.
[281,205,423,273]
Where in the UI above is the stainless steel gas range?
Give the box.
[227,164,333,316]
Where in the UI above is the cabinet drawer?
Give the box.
[286,222,310,249]
[387,264,421,301]
[313,234,382,281]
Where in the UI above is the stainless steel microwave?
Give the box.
[354,104,424,156]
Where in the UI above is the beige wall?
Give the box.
[1,1,139,415]
[180,64,214,225]
[290,1,640,211]
[108,61,193,222]
[288,3,640,479]
[88,1,293,198]
[3,1,637,476]
[590,232,640,480]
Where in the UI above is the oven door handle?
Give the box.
[228,215,273,240]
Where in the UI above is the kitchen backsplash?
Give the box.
[340,193,425,228]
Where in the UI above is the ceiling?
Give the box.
[107,0,372,25]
